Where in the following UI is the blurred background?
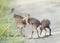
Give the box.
[0,0,60,43]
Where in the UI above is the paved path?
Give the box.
[13,0,60,43]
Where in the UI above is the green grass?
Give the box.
[0,0,27,43]
[0,37,26,43]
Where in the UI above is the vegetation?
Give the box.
[0,0,27,43]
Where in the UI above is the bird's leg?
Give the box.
[31,30,34,38]
[36,28,40,38]
[40,28,43,36]
[44,28,47,36]
[48,27,51,36]
[20,27,25,37]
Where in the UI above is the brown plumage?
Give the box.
[14,14,26,37]
[28,18,41,27]
[40,19,51,36]
[24,14,41,38]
